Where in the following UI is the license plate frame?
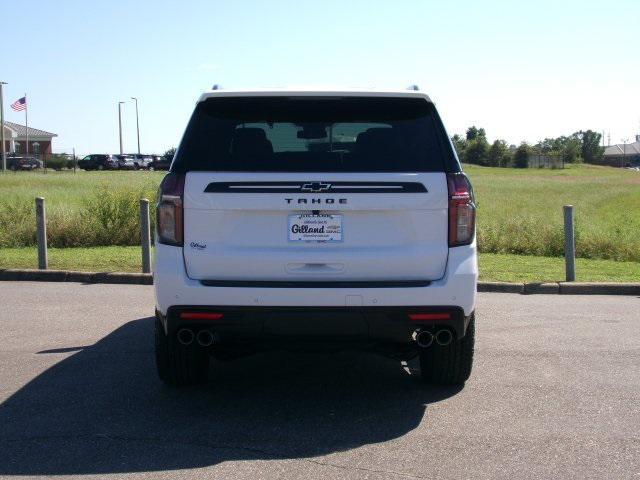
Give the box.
[288,214,343,243]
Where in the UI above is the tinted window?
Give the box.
[172,97,458,173]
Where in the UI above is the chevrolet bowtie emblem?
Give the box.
[301,182,332,192]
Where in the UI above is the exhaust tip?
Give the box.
[435,329,453,346]
[196,329,215,347]
[412,329,434,348]
[177,328,195,346]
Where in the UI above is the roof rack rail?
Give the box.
[407,84,420,91]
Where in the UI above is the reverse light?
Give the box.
[156,173,185,246]
[447,173,476,247]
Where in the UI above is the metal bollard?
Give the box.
[35,197,48,270]
[140,199,151,274]
[563,205,575,282]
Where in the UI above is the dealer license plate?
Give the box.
[288,214,343,242]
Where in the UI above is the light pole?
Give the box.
[0,81,6,172]
[621,138,629,168]
[131,97,140,155]
[118,101,125,155]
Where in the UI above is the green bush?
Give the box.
[44,155,74,171]
[79,187,155,246]
[0,198,36,247]
[0,178,157,248]
[513,143,530,168]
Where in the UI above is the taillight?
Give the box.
[179,312,224,320]
[156,173,185,246]
[408,313,451,321]
[447,173,476,247]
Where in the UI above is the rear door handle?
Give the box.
[286,263,345,274]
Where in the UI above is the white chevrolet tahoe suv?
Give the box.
[154,88,477,386]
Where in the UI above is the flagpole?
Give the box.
[24,93,28,157]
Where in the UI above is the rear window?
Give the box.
[172,96,458,173]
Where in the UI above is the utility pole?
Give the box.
[0,81,6,172]
[131,97,140,154]
[118,101,125,155]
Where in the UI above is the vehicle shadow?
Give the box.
[0,316,462,475]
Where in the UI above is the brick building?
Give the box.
[2,121,57,157]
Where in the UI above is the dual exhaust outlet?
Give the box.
[177,328,216,347]
[412,328,453,348]
[178,327,452,349]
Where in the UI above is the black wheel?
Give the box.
[155,313,209,386]
[419,313,475,385]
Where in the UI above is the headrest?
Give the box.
[232,128,268,143]
[356,128,397,151]
[230,127,273,158]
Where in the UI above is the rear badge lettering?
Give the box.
[190,242,207,251]
[285,198,347,204]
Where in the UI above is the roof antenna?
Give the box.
[407,84,420,91]
[212,84,221,90]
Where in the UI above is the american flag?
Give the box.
[11,97,27,111]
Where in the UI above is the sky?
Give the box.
[2,0,639,155]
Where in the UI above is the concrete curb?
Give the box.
[558,282,640,295]
[0,269,152,285]
[0,269,638,294]
[477,281,524,294]
[523,282,561,295]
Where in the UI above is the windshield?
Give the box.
[172,96,457,173]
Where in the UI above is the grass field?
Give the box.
[0,164,639,266]
[1,247,639,283]
[464,163,640,261]
[0,171,160,248]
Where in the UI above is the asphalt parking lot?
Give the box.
[0,282,638,479]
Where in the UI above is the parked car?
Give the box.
[114,154,137,170]
[8,156,43,170]
[153,88,477,387]
[130,154,154,169]
[150,154,171,170]
[78,154,119,170]
[7,156,43,170]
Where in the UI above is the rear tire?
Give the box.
[419,313,475,385]
[155,313,209,386]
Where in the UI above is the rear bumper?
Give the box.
[160,305,473,345]
[153,241,477,317]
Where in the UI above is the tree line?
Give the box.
[451,127,605,168]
